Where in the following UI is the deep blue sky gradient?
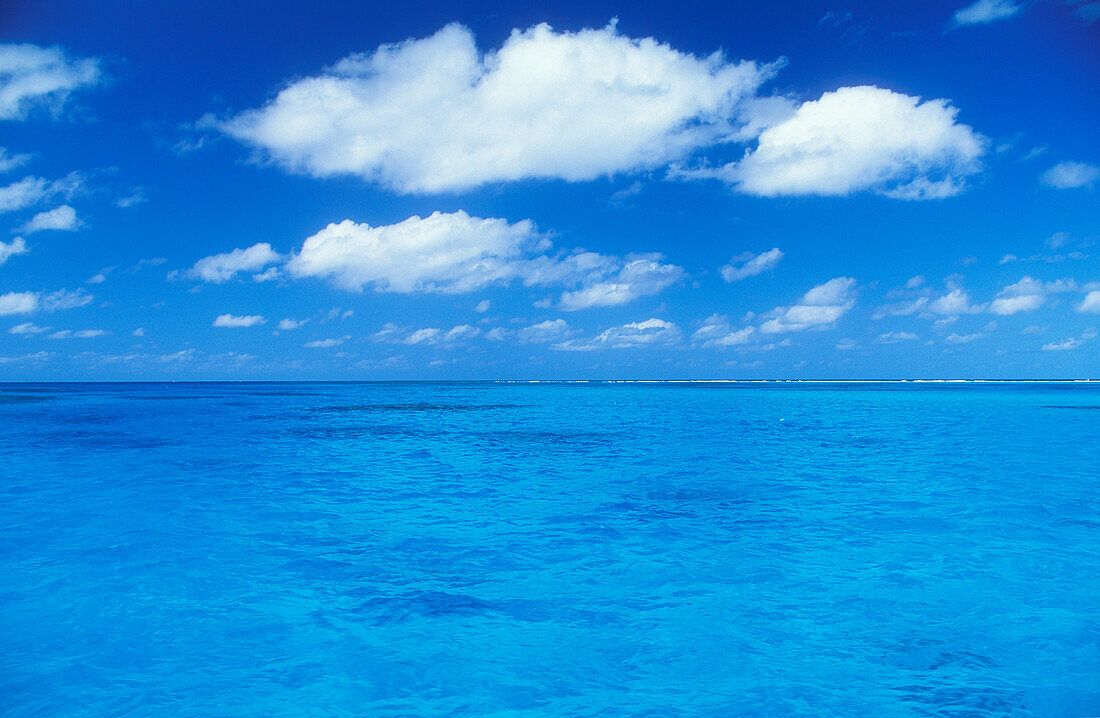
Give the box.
[0,0,1097,379]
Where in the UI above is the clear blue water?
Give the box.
[1,382,1098,717]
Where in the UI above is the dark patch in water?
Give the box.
[308,403,523,413]
[1041,405,1100,410]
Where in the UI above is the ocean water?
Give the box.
[1,382,1098,717]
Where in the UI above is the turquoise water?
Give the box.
[1,382,1098,717]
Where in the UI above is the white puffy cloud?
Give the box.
[278,318,308,330]
[952,0,1021,26]
[0,237,27,265]
[0,176,48,212]
[692,314,757,347]
[474,299,490,313]
[288,211,542,293]
[221,22,775,194]
[553,317,680,350]
[1042,337,1082,351]
[212,314,265,327]
[0,147,30,173]
[1078,291,1100,313]
[516,319,573,344]
[759,277,857,333]
[1040,161,1099,189]
[714,86,985,199]
[556,254,683,310]
[282,211,682,308]
[18,204,79,233]
[720,248,783,282]
[990,276,1077,315]
[188,243,281,283]
[927,284,981,316]
[0,43,101,120]
[0,288,91,315]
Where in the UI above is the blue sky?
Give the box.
[0,0,1097,379]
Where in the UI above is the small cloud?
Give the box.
[0,237,28,266]
[553,318,680,351]
[874,331,920,344]
[720,248,784,282]
[1078,291,1100,314]
[132,327,145,337]
[86,266,115,284]
[49,328,107,339]
[212,313,265,328]
[759,277,857,333]
[0,147,31,174]
[952,0,1021,27]
[474,299,491,313]
[10,322,50,334]
[305,336,349,348]
[0,43,102,120]
[1040,161,1099,189]
[115,189,147,208]
[18,205,81,234]
[278,318,307,330]
[185,243,281,283]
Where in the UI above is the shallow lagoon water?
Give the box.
[1,381,1098,717]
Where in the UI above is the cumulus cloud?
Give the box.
[18,204,80,233]
[221,22,775,194]
[0,288,91,315]
[719,87,985,199]
[952,0,1022,26]
[0,237,27,265]
[212,314,265,327]
[516,319,573,344]
[288,211,542,293]
[720,248,783,282]
[989,276,1076,315]
[1040,161,1099,189]
[692,314,757,347]
[282,211,682,308]
[0,43,101,120]
[920,279,984,316]
[553,317,680,350]
[1078,291,1100,313]
[759,277,857,333]
[187,243,281,283]
[0,176,48,212]
[278,318,308,330]
[556,254,683,310]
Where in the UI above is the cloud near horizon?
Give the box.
[180,211,683,310]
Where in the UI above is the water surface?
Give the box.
[1,382,1098,716]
